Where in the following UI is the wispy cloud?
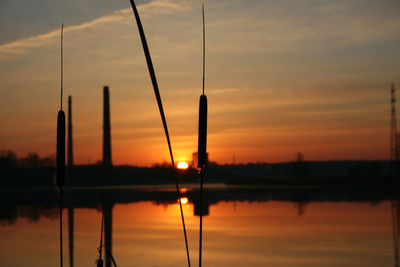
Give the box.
[0,0,189,55]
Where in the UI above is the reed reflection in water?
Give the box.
[0,199,395,266]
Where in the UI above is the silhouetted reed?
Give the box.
[56,23,65,267]
[197,5,208,267]
[129,1,191,266]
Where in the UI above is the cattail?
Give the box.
[198,5,207,267]
[198,3,208,170]
[57,23,65,189]
[57,110,65,187]
[197,94,207,168]
[57,23,65,267]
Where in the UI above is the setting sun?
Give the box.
[179,197,189,205]
[177,161,189,169]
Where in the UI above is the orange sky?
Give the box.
[0,0,400,166]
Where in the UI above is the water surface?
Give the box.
[0,187,396,267]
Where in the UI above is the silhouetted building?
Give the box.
[103,86,112,167]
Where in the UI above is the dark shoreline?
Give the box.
[2,159,399,187]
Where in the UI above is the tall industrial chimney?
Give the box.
[103,86,112,167]
[67,96,73,167]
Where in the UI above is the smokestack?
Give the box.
[103,86,112,167]
[67,96,73,167]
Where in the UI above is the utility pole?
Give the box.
[391,83,398,162]
[390,83,400,266]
